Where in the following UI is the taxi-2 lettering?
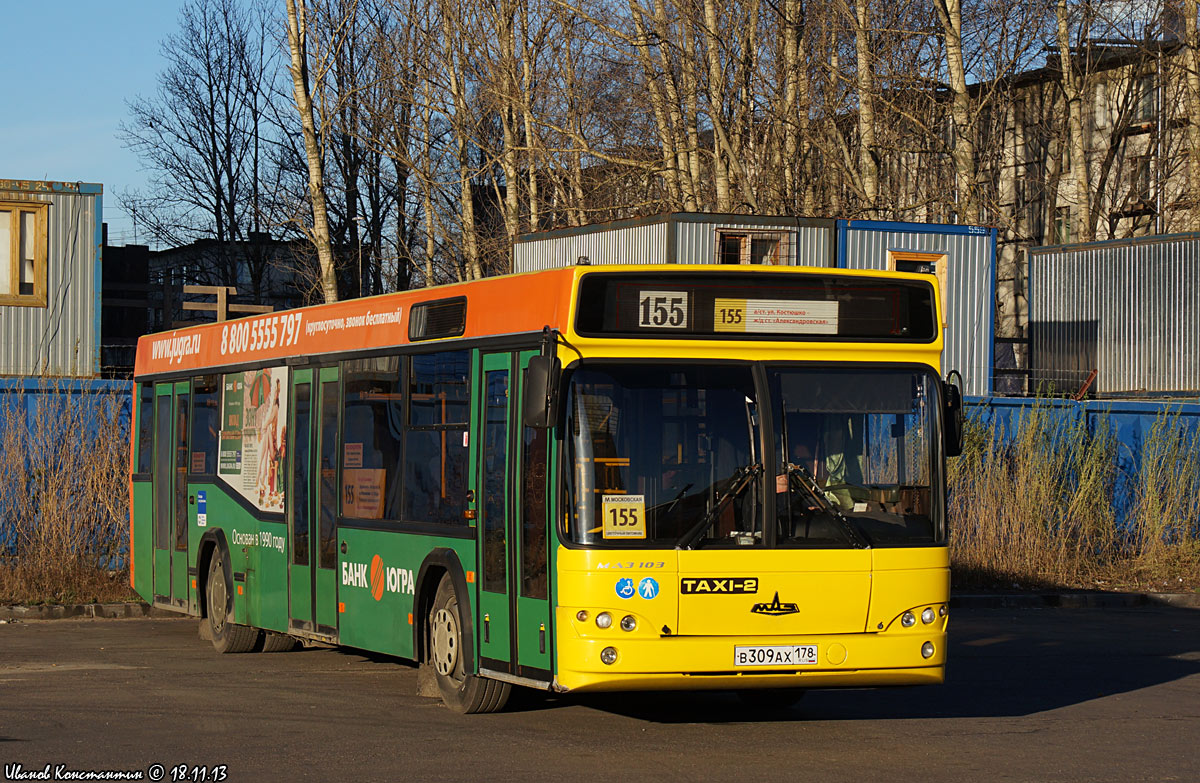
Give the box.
[680,577,758,594]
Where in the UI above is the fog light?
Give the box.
[939,605,948,617]
[576,610,589,622]
[901,611,916,628]
[921,641,935,659]
[921,608,936,624]
[600,646,618,665]
[595,612,612,629]
[620,615,637,631]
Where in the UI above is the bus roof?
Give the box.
[133,264,940,379]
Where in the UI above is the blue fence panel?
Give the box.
[0,378,133,565]
[965,395,1200,528]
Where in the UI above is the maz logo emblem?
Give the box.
[750,592,800,616]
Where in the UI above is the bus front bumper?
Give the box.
[554,629,947,692]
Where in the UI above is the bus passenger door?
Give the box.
[288,367,341,638]
[474,351,553,682]
[152,380,190,608]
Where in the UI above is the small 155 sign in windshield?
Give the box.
[576,272,936,342]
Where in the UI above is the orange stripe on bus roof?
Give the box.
[133,267,577,378]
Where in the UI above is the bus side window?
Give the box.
[189,375,220,474]
[341,355,402,521]
[404,351,469,525]
[136,383,155,475]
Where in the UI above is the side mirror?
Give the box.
[943,370,964,458]
[523,354,561,429]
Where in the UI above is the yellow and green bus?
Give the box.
[130,264,961,712]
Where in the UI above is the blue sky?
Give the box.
[0,2,185,245]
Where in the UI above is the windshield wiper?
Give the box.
[785,463,870,548]
[676,464,762,550]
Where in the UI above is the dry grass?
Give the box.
[0,380,138,605]
[950,400,1200,593]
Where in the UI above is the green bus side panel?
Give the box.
[338,529,477,660]
[153,548,170,598]
[478,590,511,663]
[290,561,313,628]
[131,482,154,603]
[548,437,560,675]
[250,519,290,632]
[188,483,289,633]
[316,566,338,630]
[172,495,191,607]
[515,595,550,669]
[198,486,264,627]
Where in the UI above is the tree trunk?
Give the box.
[285,0,339,303]
[853,0,879,217]
[934,0,978,224]
[1184,0,1200,229]
[1056,0,1092,242]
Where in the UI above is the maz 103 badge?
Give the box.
[602,494,646,539]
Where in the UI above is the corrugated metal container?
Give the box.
[514,217,672,270]
[839,220,996,397]
[512,213,836,271]
[0,180,101,378]
[1029,233,1200,396]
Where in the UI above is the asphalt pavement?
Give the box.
[1,606,1198,782]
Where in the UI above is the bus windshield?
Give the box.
[564,363,943,549]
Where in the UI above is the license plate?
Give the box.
[734,645,818,667]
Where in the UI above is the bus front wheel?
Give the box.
[205,549,260,654]
[429,574,510,713]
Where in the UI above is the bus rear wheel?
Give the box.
[206,549,260,654]
[429,574,510,713]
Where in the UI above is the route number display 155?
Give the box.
[638,291,689,328]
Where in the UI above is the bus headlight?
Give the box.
[921,641,935,659]
[595,612,612,629]
[576,610,589,622]
[921,608,936,624]
[620,615,637,631]
[601,646,618,665]
[901,611,916,628]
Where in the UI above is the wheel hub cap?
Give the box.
[210,562,227,632]
[431,608,458,676]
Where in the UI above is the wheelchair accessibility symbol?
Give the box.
[615,578,635,599]
[638,577,660,599]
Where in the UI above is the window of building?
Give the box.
[1130,155,1152,203]
[717,231,785,265]
[888,250,949,328]
[1093,82,1108,130]
[0,201,49,307]
[1054,206,1072,244]
[1137,74,1156,122]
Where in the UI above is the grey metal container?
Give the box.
[0,180,101,378]
[1029,233,1200,396]
[512,213,835,270]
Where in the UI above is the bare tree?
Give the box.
[285,0,340,301]
[120,0,275,247]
